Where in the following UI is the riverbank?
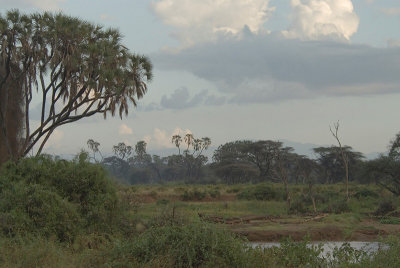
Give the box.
[128,183,400,243]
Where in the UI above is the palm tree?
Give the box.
[0,10,152,165]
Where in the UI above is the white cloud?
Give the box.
[143,135,152,144]
[283,0,359,41]
[152,0,274,46]
[153,128,173,148]
[44,129,64,149]
[119,124,133,135]
[1,0,65,11]
[149,127,192,148]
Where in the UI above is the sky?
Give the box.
[1,0,400,158]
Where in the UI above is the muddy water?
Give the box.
[249,241,386,258]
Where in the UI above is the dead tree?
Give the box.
[330,121,350,200]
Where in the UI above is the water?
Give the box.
[249,241,386,259]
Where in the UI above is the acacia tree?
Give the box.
[0,11,152,165]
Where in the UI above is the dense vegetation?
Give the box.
[1,155,400,267]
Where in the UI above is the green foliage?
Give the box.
[354,189,379,199]
[107,221,249,267]
[375,199,397,216]
[237,185,284,201]
[181,189,207,201]
[324,199,351,214]
[289,196,310,214]
[208,189,221,198]
[263,238,325,267]
[328,242,369,266]
[380,217,400,224]
[0,154,123,241]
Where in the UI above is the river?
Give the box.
[249,241,386,259]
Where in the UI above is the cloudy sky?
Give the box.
[1,0,399,157]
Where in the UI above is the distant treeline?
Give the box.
[86,132,400,195]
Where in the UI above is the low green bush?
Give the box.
[375,199,397,216]
[208,189,221,198]
[380,217,400,224]
[354,189,379,199]
[0,154,124,241]
[181,189,207,201]
[107,221,249,267]
[289,196,310,214]
[237,185,283,201]
[323,199,351,214]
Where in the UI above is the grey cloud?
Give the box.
[152,33,400,103]
[160,87,205,109]
[143,87,226,111]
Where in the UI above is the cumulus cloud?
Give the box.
[150,127,192,148]
[151,0,274,46]
[119,124,133,135]
[152,34,400,104]
[283,0,359,41]
[44,129,64,150]
[1,0,65,10]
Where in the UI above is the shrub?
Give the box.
[227,186,241,193]
[156,199,170,205]
[324,199,351,214]
[0,183,80,242]
[380,217,400,224]
[208,189,221,198]
[181,189,206,201]
[107,221,249,267]
[375,199,397,216]
[289,197,310,214]
[354,189,379,199]
[0,154,123,240]
[237,185,283,201]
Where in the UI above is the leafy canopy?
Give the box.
[0,10,152,159]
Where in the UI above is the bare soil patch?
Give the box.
[200,214,400,242]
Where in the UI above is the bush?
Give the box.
[107,221,249,267]
[237,185,283,201]
[354,189,379,199]
[0,154,123,240]
[375,199,397,216]
[0,183,80,242]
[181,189,206,201]
[208,189,221,198]
[289,196,310,214]
[324,199,351,214]
[380,217,400,224]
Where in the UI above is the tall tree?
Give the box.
[0,10,152,165]
[213,140,280,182]
[313,146,363,184]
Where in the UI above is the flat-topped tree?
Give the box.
[0,10,152,164]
